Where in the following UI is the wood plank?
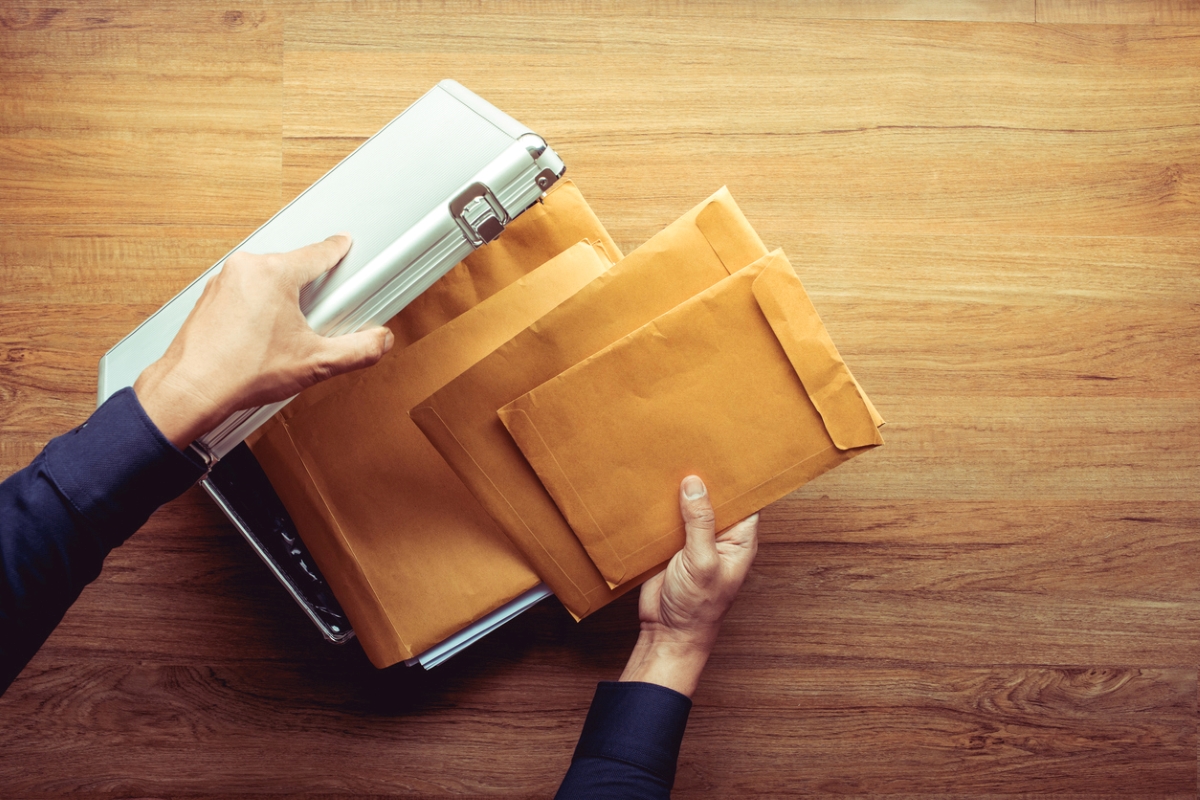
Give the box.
[1037,0,1200,24]
[566,131,1199,237]
[277,0,1036,34]
[0,2,281,139]
[0,225,256,304]
[679,667,1196,795]
[0,661,1188,795]
[775,0,1036,21]
[758,500,1200,598]
[809,396,1199,502]
[17,496,1194,667]
[0,137,282,226]
[0,3,276,34]
[283,23,1200,135]
[283,20,1200,237]
[0,0,282,225]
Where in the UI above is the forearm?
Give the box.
[620,628,714,699]
[0,388,204,692]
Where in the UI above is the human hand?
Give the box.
[619,475,759,697]
[133,234,394,449]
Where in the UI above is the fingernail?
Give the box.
[332,231,352,241]
[382,329,395,351]
[682,475,706,500]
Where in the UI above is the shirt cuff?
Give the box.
[43,386,206,545]
[573,681,693,786]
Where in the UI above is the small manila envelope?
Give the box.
[411,187,769,619]
[498,249,885,588]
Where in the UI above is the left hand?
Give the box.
[620,475,759,697]
[134,233,394,448]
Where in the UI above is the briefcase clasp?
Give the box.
[450,182,510,247]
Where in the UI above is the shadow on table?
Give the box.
[204,503,641,716]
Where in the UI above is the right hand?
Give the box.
[619,475,759,697]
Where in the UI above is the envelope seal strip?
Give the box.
[750,256,883,451]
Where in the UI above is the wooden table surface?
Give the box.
[2,1,1197,796]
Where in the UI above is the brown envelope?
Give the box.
[498,250,885,587]
[410,188,769,619]
[249,180,620,667]
[249,242,613,667]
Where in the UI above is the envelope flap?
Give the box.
[752,256,884,451]
[695,187,769,273]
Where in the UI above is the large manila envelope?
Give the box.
[410,187,768,620]
[249,180,621,667]
[249,242,613,667]
[498,249,885,587]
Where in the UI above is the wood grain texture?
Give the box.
[1037,0,1200,24]
[1,1,1198,796]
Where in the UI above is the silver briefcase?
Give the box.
[97,81,563,660]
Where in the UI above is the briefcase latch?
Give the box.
[450,183,510,247]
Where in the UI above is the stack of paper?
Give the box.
[251,182,883,668]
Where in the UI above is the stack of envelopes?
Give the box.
[249,180,884,668]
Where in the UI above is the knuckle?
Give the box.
[228,250,263,271]
[223,251,271,286]
[688,504,716,529]
[368,334,389,362]
[306,357,336,385]
[262,254,289,278]
[685,547,720,579]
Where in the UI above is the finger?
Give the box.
[309,326,394,383]
[281,233,353,286]
[679,475,719,574]
[717,513,759,549]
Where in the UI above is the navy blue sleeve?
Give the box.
[0,387,205,693]
[555,681,693,799]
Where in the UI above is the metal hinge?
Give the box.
[189,439,219,478]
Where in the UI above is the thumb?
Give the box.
[310,326,394,382]
[679,475,719,576]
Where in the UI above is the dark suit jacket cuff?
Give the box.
[43,386,206,544]
[573,680,693,786]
